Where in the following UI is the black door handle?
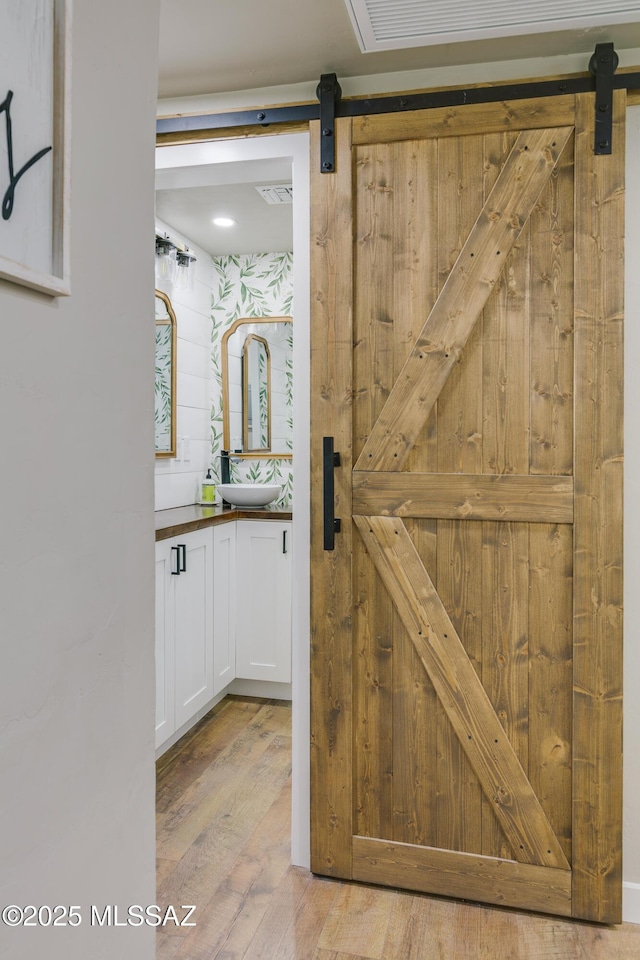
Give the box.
[283,529,287,554]
[171,545,181,575]
[323,436,342,551]
[178,543,187,573]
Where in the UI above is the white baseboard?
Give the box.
[228,678,292,700]
[624,882,640,924]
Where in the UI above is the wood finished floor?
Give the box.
[157,695,640,960]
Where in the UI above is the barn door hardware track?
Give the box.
[157,43,632,166]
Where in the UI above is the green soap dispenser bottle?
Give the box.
[201,469,215,504]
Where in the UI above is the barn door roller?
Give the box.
[590,42,619,155]
[316,73,342,174]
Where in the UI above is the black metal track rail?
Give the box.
[156,68,640,139]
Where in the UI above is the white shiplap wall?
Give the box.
[155,218,213,510]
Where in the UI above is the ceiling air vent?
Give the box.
[343,0,640,52]
[255,184,293,205]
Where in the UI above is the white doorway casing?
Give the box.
[156,133,312,867]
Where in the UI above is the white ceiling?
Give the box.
[155,157,294,255]
[158,0,640,99]
[156,0,640,256]
[156,180,293,257]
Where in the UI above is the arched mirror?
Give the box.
[222,316,292,458]
[155,289,177,458]
[243,334,271,452]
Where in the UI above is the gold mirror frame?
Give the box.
[155,289,177,459]
[242,334,271,452]
[221,316,293,459]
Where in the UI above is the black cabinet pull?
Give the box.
[323,436,342,551]
[171,545,181,575]
[283,529,287,554]
[178,543,187,573]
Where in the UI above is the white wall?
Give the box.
[156,133,314,872]
[0,3,159,958]
[155,219,213,510]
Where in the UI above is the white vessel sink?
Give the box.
[218,483,281,507]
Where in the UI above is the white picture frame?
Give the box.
[0,0,71,297]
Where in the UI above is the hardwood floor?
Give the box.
[157,696,640,960]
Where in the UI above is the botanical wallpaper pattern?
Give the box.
[210,252,293,505]
[257,341,269,448]
[155,323,172,451]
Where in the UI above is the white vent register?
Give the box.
[344,0,640,52]
[255,184,293,205]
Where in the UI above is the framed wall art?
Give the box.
[0,0,71,296]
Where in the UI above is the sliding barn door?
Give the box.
[310,92,624,922]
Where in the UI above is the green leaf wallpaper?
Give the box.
[155,324,172,450]
[210,252,294,506]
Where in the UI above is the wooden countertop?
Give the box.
[155,503,293,541]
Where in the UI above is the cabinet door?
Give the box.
[173,528,214,729]
[236,520,292,683]
[155,539,176,748]
[213,522,236,695]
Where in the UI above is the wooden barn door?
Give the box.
[310,92,624,922]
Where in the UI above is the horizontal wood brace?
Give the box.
[352,472,574,523]
[352,837,572,916]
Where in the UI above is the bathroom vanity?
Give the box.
[154,504,292,753]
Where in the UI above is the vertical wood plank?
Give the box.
[572,90,624,923]
[391,139,439,846]
[482,132,530,478]
[353,138,441,845]
[526,115,574,873]
[397,139,439,475]
[528,523,573,865]
[435,134,484,475]
[481,520,530,860]
[353,140,397,840]
[529,134,575,478]
[310,117,355,878]
[393,518,438,846]
[390,140,440,842]
[480,131,530,862]
[353,143,396,463]
[435,134,485,854]
[436,519,483,854]
[354,532,394,839]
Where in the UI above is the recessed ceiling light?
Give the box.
[213,217,236,227]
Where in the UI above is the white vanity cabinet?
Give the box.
[155,539,175,747]
[155,513,293,752]
[212,521,237,695]
[155,528,214,748]
[235,520,292,683]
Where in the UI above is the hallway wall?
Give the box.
[0,2,159,957]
